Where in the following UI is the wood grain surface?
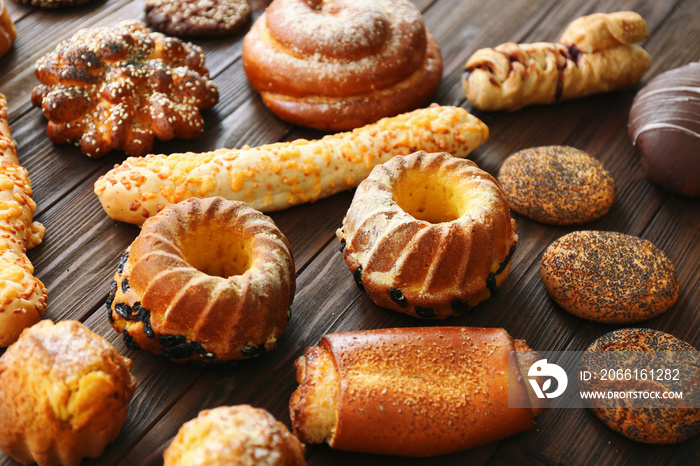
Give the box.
[0,0,698,465]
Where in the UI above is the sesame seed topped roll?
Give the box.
[31,20,218,158]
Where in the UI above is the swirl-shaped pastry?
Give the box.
[241,0,443,130]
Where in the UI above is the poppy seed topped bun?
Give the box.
[578,328,700,444]
[540,231,678,323]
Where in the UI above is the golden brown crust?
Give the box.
[289,327,541,457]
[108,197,295,363]
[163,405,305,466]
[578,328,700,444]
[540,231,679,323]
[241,0,443,130]
[337,151,517,318]
[289,345,338,444]
[0,93,47,347]
[31,20,218,158]
[94,105,489,226]
[0,1,15,59]
[498,145,616,225]
[0,320,136,466]
[462,11,651,110]
[559,11,649,53]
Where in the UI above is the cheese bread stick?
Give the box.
[94,105,489,226]
[0,94,47,346]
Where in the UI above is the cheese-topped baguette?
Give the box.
[94,105,489,226]
[290,327,546,457]
[0,94,47,346]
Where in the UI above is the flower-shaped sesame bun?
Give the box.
[31,20,219,158]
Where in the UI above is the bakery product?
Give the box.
[578,328,700,443]
[145,0,251,38]
[0,1,16,59]
[629,61,700,197]
[163,405,305,465]
[0,320,136,466]
[94,105,489,226]
[12,0,95,8]
[241,0,443,130]
[498,145,616,225]
[290,327,546,456]
[540,231,678,323]
[462,11,651,110]
[0,93,47,347]
[107,197,295,363]
[31,20,218,158]
[337,151,517,319]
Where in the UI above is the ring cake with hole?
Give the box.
[337,151,518,319]
[107,196,295,363]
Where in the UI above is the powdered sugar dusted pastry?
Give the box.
[164,405,305,465]
[0,93,47,347]
[0,1,15,59]
[242,0,443,130]
[0,320,136,466]
[94,105,489,226]
[463,11,651,110]
[145,0,251,38]
[31,20,218,158]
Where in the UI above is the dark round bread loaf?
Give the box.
[629,61,700,197]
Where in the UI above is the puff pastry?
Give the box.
[0,94,47,347]
[462,11,651,110]
[94,105,489,226]
[290,327,546,457]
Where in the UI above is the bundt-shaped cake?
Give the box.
[337,151,518,318]
[108,197,295,363]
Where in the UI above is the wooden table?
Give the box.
[1,0,698,464]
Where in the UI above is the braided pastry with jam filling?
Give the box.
[462,11,651,111]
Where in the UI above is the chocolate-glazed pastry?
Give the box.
[629,61,700,197]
